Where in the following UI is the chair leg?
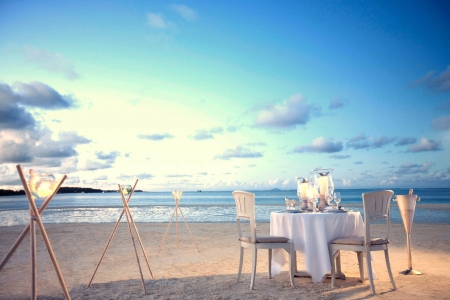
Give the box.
[250,246,257,290]
[329,246,336,288]
[365,250,376,295]
[357,251,364,282]
[237,245,244,282]
[289,243,294,287]
[384,248,396,290]
[336,251,342,276]
[268,249,272,279]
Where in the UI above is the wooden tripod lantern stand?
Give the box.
[88,179,154,294]
[0,165,71,300]
[158,189,200,252]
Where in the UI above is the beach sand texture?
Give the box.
[1,223,449,299]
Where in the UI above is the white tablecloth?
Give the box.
[270,211,364,283]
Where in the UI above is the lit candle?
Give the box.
[319,175,328,196]
[37,180,53,198]
[300,181,308,199]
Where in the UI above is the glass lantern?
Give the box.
[27,171,56,199]
[311,168,334,210]
[121,185,132,195]
[296,176,311,210]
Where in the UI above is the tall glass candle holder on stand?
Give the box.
[296,177,312,210]
[393,190,422,275]
[312,168,334,211]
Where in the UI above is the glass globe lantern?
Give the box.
[121,185,132,195]
[27,171,57,199]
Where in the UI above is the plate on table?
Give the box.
[326,208,348,213]
[279,210,304,213]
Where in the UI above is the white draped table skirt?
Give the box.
[270,211,365,283]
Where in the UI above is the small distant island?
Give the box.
[0,187,143,197]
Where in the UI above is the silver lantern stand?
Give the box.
[394,190,422,275]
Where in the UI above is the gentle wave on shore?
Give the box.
[1,203,449,226]
[1,189,449,226]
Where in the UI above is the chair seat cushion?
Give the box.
[240,234,289,243]
[331,236,388,245]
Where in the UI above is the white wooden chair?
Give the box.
[232,190,295,290]
[328,190,396,294]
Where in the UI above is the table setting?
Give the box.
[270,168,365,283]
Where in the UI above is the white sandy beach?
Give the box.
[1,222,450,299]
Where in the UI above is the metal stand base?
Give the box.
[399,269,422,275]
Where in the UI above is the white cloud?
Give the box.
[23,46,79,80]
[407,137,442,152]
[329,98,347,110]
[347,133,396,149]
[254,94,320,128]
[329,154,350,159]
[432,116,450,131]
[395,162,434,175]
[408,65,450,92]
[192,129,214,140]
[294,137,343,153]
[215,146,263,160]
[147,13,167,29]
[395,137,417,146]
[346,133,370,149]
[138,133,174,140]
[169,4,198,21]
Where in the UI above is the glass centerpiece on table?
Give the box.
[296,176,314,211]
[284,197,298,210]
[312,168,334,211]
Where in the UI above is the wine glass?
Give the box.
[334,192,341,208]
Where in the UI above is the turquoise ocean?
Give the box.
[0,188,449,226]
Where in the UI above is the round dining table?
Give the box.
[270,210,364,283]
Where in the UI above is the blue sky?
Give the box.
[0,0,449,191]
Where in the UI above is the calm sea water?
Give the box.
[0,188,449,226]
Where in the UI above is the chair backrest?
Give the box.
[232,190,256,243]
[362,190,394,242]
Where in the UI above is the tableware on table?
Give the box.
[325,206,348,213]
[334,192,341,207]
[285,197,298,210]
[280,209,303,213]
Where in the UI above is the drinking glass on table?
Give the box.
[334,192,341,208]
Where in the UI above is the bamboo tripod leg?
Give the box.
[158,207,177,252]
[18,166,71,300]
[0,177,66,272]
[123,206,147,294]
[88,209,126,286]
[127,207,154,278]
[178,207,200,252]
[27,194,71,300]
[30,212,37,300]
[176,204,179,248]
